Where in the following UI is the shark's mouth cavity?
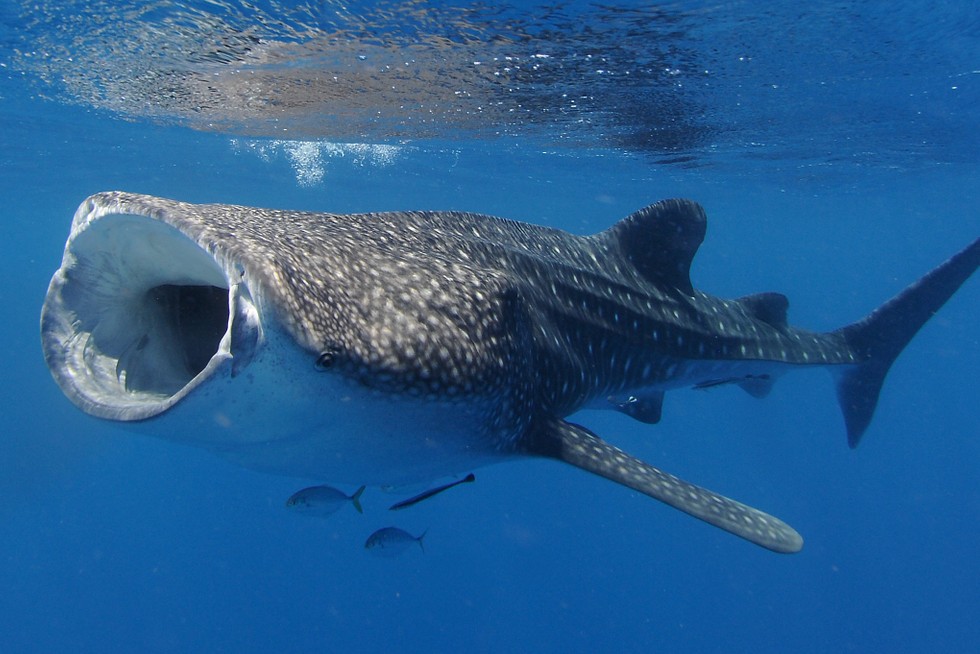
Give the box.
[125,282,230,394]
[42,211,257,421]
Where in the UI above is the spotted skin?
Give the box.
[529,419,803,553]
[42,192,979,553]
[61,195,853,422]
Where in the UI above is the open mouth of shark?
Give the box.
[41,211,257,421]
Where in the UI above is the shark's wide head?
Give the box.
[41,192,521,485]
[42,192,979,554]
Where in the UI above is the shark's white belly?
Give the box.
[129,324,511,485]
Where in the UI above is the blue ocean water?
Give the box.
[1,2,978,652]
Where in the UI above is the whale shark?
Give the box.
[41,192,979,553]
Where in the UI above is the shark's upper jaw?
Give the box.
[41,209,261,421]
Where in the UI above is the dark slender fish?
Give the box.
[692,374,771,390]
[365,527,427,557]
[388,473,476,511]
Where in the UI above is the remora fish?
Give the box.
[40,192,980,554]
[389,473,476,511]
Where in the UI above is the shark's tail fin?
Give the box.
[833,237,980,447]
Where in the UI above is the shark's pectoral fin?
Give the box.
[524,418,803,553]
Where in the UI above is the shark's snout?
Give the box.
[41,208,259,421]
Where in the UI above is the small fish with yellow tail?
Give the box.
[365,527,427,557]
[286,485,365,516]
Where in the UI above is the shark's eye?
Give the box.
[314,347,341,371]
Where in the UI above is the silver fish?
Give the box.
[365,527,427,557]
[286,484,365,516]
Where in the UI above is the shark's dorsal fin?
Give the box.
[736,292,789,328]
[601,199,707,295]
[523,418,803,553]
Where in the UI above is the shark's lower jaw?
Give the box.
[41,210,257,422]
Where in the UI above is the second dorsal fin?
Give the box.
[736,292,789,328]
[600,199,707,295]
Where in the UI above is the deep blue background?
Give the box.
[1,3,978,652]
